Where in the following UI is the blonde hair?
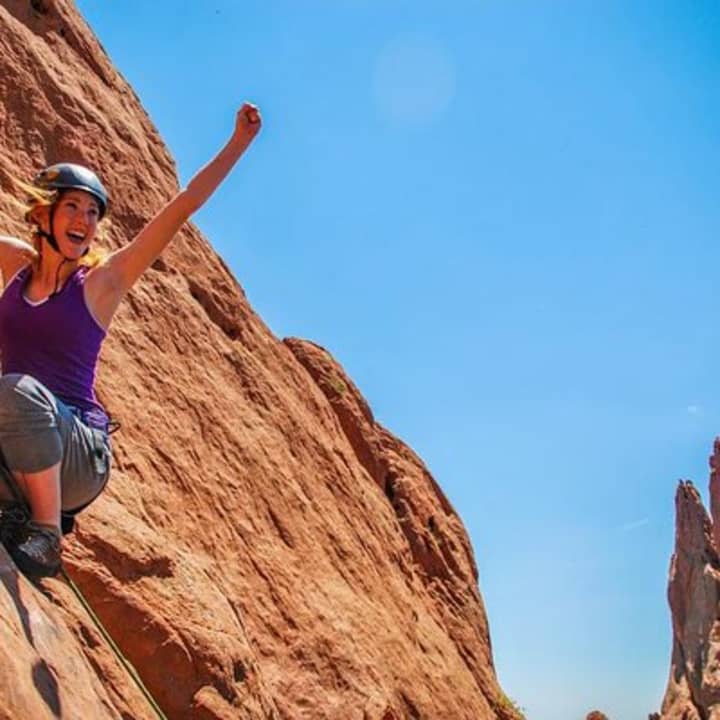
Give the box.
[15,179,110,268]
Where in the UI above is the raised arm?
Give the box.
[106,103,261,293]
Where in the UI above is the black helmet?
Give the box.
[33,163,108,218]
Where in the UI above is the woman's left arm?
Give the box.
[106,102,261,293]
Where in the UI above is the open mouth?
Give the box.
[66,231,87,245]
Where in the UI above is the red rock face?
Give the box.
[658,442,720,719]
[0,1,521,718]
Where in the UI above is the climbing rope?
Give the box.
[59,565,168,720]
[0,457,161,716]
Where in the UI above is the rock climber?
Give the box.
[0,103,261,578]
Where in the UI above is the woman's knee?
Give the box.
[0,373,26,399]
[0,374,56,421]
[0,374,63,472]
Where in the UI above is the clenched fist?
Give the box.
[234,102,262,144]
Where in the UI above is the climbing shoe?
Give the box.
[0,501,30,550]
[10,522,61,579]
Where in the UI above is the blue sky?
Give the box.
[75,2,720,718]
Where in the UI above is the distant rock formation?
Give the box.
[0,1,521,717]
[657,440,720,719]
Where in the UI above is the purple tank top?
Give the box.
[0,265,109,429]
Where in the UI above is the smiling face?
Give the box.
[40,189,101,258]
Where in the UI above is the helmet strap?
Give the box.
[36,202,64,255]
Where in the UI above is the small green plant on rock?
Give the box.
[328,374,347,397]
[496,692,527,719]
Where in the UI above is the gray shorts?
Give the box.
[0,373,111,511]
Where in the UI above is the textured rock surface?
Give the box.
[658,441,720,720]
[0,1,521,718]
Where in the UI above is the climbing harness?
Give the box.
[61,409,120,535]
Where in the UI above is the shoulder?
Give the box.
[0,237,35,286]
[0,260,30,291]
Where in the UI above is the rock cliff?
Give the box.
[0,1,521,718]
[658,441,720,720]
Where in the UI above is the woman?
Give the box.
[0,103,261,578]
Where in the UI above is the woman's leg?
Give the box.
[0,374,111,577]
[0,374,64,576]
[0,482,14,502]
[15,464,61,528]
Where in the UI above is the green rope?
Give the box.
[59,565,168,720]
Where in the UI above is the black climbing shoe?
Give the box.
[10,522,61,579]
[0,501,30,550]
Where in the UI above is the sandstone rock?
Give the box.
[658,445,720,719]
[0,1,521,718]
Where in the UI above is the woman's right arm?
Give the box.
[0,236,37,284]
